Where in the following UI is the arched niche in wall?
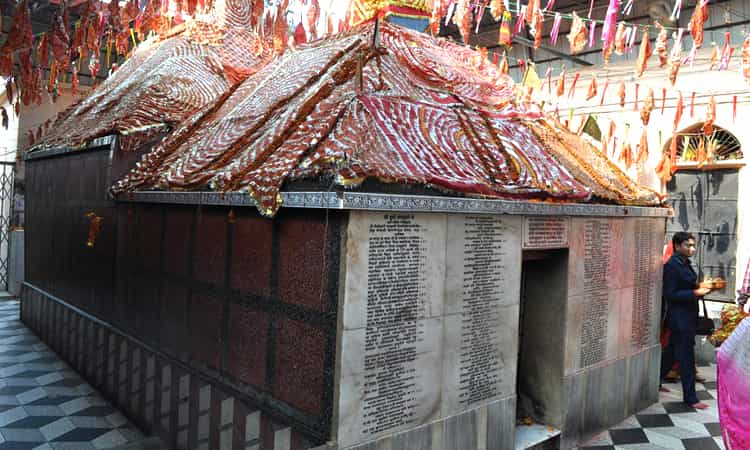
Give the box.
[663,123,743,164]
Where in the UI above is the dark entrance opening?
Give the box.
[515,249,568,447]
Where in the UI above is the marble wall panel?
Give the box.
[441,305,519,417]
[561,374,586,450]
[567,218,625,298]
[444,215,522,315]
[337,317,444,449]
[342,212,447,331]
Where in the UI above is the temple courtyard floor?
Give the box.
[0,296,725,450]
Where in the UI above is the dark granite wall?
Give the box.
[23,146,343,449]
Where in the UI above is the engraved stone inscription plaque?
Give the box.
[523,216,569,249]
[443,215,521,415]
[630,219,659,349]
[338,212,446,448]
[579,219,612,368]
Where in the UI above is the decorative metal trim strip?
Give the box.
[24,135,116,161]
[118,191,669,217]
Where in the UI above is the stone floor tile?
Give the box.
[39,418,76,441]
[69,417,115,429]
[58,398,91,416]
[3,379,39,388]
[91,430,128,449]
[0,408,28,428]
[21,407,65,418]
[0,428,46,442]
[16,388,48,406]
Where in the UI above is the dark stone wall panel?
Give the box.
[230,211,273,298]
[226,302,268,390]
[273,317,328,417]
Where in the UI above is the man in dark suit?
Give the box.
[660,232,711,409]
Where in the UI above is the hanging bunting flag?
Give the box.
[611,136,618,158]
[293,22,307,45]
[587,0,594,18]
[668,29,684,85]
[600,79,609,105]
[627,25,638,52]
[556,67,566,98]
[493,52,499,66]
[476,0,490,33]
[602,39,614,64]
[670,0,682,21]
[453,0,472,44]
[709,43,719,70]
[588,21,597,48]
[688,0,708,48]
[640,88,654,125]
[615,22,627,54]
[661,88,666,114]
[489,0,505,20]
[544,0,556,11]
[696,135,707,167]
[633,83,639,111]
[568,11,587,54]
[636,128,649,164]
[623,0,634,15]
[430,0,450,36]
[655,22,669,67]
[601,0,622,50]
[619,124,634,169]
[499,52,509,74]
[617,80,626,107]
[523,64,542,90]
[733,95,737,121]
[702,95,716,136]
[690,92,695,118]
[586,76,598,100]
[550,13,562,44]
[531,9,544,48]
[518,58,527,74]
[635,27,652,77]
[655,149,672,183]
[718,31,731,70]
[568,72,580,99]
[683,41,698,65]
[513,6,527,36]
[674,91,684,131]
[498,10,512,46]
[525,0,540,24]
[741,35,750,82]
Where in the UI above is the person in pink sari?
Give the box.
[717,257,750,449]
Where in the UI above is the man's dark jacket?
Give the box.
[663,254,698,332]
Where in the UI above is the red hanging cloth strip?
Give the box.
[661,88,666,114]
[690,92,695,117]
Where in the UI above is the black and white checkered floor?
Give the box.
[0,299,143,449]
[581,361,723,450]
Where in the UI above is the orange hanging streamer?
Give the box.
[702,95,716,137]
[617,80,626,107]
[586,76,598,101]
[674,92,684,131]
[556,67,566,98]
[636,128,649,164]
[640,88,654,125]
